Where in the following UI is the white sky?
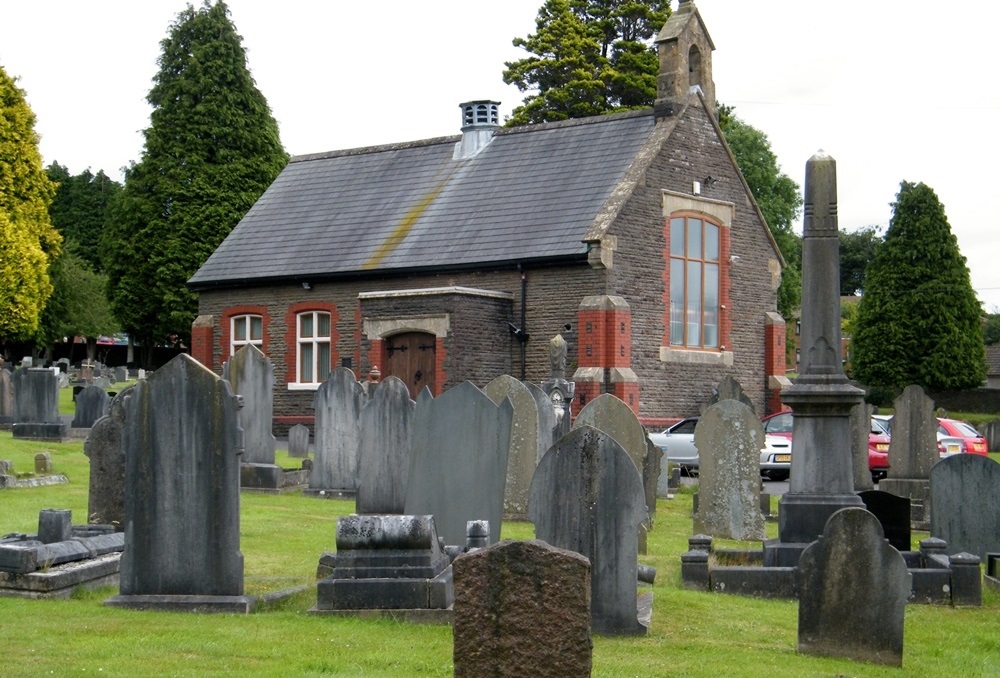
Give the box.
[3,1,999,309]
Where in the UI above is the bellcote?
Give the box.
[654,0,716,119]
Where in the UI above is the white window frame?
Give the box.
[230,314,263,356]
[290,310,331,389]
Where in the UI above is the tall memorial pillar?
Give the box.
[765,151,865,566]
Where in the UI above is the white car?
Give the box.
[649,416,792,479]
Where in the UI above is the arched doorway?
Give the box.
[384,331,437,399]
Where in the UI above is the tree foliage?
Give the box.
[503,0,669,125]
[0,64,61,342]
[46,162,122,272]
[102,0,286,359]
[717,104,802,323]
[36,248,119,348]
[984,311,1000,346]
[839,225,883,296]
[852,181,985,391]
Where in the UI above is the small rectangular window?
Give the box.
[296,310,331,386]
[230,314,264,356]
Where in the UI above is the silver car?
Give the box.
[649,416,792,479]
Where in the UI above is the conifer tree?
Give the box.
[0,64,61,343]
[103,1,286,360]
[46,162,121,272]
[852,181,985,392]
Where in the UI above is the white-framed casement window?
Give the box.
[669,215,720,349]
[230,314,263,356]
[296,311,331,386]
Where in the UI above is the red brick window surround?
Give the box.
[285,301,339,389]
[668,213,723,349]
[221,306,270,358]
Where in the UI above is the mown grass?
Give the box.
[1,431,998,677]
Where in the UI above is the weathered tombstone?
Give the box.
[798,508,909,666]
[84,387,133,529]
[355,376,414,515]
[92,376,111,389]
[34,452,53,474]
[314,514,452,612]
[404,381,513,546]
[0,368,13,425]
[223,345,279,489]
[114,366,128,383]
[453,540,592,678]
[105,354,250,612]
[529,425,647,635]
[71,384,111,429]
[704,374,754,413]
[851,402,875,491]
[56,371,70,389]
[858,490,911,552]
[287,423,310,458]
[310,367,366,495]
[573,394,655,525]
[693,400,766,541]
[38,508,73,543]
[485,375,541,520]
[929,454,1000,560]
[525,381,560,463]
[137,368,146,381]
[540,334,575,437]
[879,385,938,527]
[11,367,67,441]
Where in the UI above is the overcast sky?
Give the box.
[3,1,999,309]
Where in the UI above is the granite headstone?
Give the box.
[222,344,276,465]
[72,385,111,429]
[311,367,366,493]
[287,423,310,459]
[929,454,1000,560]
[485,375,541,520]
[356,376,414,515]
[84,387,133,529]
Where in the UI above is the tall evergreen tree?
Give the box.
[46,162,122,272]
[839,224,883,296]
[103,1,286,362]
[852,181,985,392]
[0,64,61,343]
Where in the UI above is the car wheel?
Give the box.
[764,470,789,482]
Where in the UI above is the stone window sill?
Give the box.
[660,347,734,367]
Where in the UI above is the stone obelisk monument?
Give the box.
[765,151,865,566]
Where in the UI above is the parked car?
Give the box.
[762,410,889,480]
[871,414,980,458]
[937,418,989,456]
[649,416,792,479]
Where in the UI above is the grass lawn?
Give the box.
[0,431,997,677]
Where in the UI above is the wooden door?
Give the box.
[385,332,437,399]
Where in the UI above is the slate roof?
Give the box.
[189,110,658,289]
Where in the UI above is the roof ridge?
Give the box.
[290,134,461,163]
[495,108,654,137]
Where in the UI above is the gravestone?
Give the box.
[314,514,453,612]
[705,374,754,413]
[930,454,1000,560]
[573,394,655,525]
[404,381,513,546]
[879,385,938,527]
[105,354,250,612]
[525,381,560,463]
[485,375,541,520]
[11,367,67,441]
[310,367,366,494]
[114,366,127,383]
[287,424,310,458]
[858,490,911,552]
[355,376,414,515]
[34,452,52,474]
[223,345,280,489]
[850,402,875,491]
[540,334,575,437]
[693,400,766,541]
[0,369,13,425]
[798,508,909,666]
[528,425,647,635]
[453,540,592,677]
[72,385,110,429]
[84,387,133,529]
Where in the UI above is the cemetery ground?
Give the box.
[0,434,997,677]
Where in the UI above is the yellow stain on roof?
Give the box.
[362,178,450,270]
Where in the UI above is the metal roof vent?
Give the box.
[454,100,500,160]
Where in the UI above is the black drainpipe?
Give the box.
[519,267,527,381]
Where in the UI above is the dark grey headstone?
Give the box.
[887,385,938,479]
[12,368,60,423]
[0,369,12,423]
[404,381,513,546]
[287,424,310,458]
[311,367,366,492]
[38,509,73,544]
[223,345,276,465]
[528,425,647,636]
[706,374,754,412]
[485,375,540,520]
[525,381,560,464]
[858,490,911,552]
[114,366,128,383]
[930,454,1000,560]
[798,508,909,666]
[693,400,766,541]
[453,540,592,678]
[72,385,111,429]
[84,387,132,529]
[117,354,244,597]
[356,376,414,515]
[850,402,875,491]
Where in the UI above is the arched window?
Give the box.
[669,214,720,348]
